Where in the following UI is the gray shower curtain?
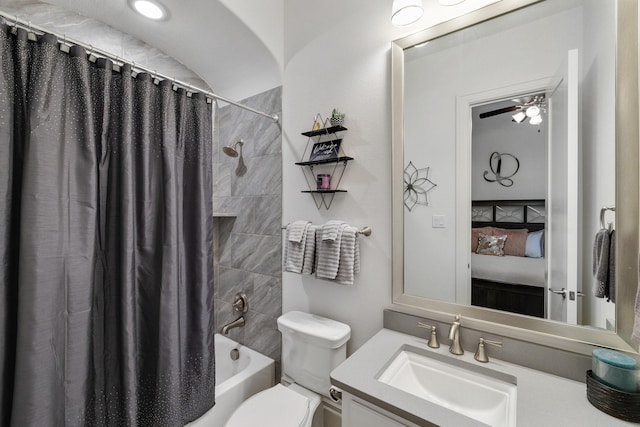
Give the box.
[0,22,215,427]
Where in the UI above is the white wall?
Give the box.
[471,104,548,201]
[580,0,616,328]
[282,0,410,353]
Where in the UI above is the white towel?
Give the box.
[284,222,310,273]
[288,220,310,242]
[333,226,360,286]
[321,220,345,241]
[302,225,317,275]
[316,223,346,279]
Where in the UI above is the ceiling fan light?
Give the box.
[511,111,526,123]
[525,105,540,118]
[529,115,543,125]
[438,0,466,5]
[392,0,424,26]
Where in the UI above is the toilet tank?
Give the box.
[278,311,351,397]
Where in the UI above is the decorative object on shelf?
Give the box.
[309,139,342,162]
[317,174,331,190]
[312,113,323,130]
[330,108,345,127]
[403,161,436,211]
[483,151,520,187]
[297,121,350,209]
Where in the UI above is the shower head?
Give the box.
[223,140,244,158]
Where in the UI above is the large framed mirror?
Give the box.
[392,0,639,353]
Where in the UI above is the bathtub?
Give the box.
[186,334,275,427]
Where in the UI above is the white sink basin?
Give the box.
[377,348,517,427]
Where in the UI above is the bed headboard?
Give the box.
[472,199,545,232]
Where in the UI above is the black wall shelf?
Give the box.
[297,122,351,209]
[301,190,348,194]
[295,156,354,167]
[301,125,347,138]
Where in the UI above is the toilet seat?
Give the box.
[225,384,313,427]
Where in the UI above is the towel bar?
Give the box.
[281,223,372,237]
[600,206,616,230]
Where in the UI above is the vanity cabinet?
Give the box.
[342,393,421,427]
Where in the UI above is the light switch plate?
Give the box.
[432,215,446,228]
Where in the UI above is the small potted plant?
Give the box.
[330,109,345,127]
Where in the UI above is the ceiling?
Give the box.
[0,0,282,101]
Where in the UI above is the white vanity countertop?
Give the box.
[330,328,637,427]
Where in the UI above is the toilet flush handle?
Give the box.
[329,386,342,402]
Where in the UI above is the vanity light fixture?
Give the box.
[392,0,424,26]
[438,0,466,5]
[131,0,167,20]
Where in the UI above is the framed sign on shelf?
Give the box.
[309,139,342,162]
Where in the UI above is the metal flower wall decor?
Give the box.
[404,161,437,211]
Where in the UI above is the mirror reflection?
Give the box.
[402,0,615,329]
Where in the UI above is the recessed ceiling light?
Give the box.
[132,0,166,20]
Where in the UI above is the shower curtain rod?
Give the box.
[0,11,280,123]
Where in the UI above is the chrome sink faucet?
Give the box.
[448,314,464,355]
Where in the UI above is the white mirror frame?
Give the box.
[392,0,639,355]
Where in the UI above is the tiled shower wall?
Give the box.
[213,86,282,362]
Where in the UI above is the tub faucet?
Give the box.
[448,314,464,355]
[221,292,249,334]
[221,316,245,334]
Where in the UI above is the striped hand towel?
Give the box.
[334,226,360,285]
[288,220,310,243]
[284,222,310,273]
[316,223,347,279]
[321,220,346,241]
[302,225,318,275]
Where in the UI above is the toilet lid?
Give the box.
[225,384,311,427]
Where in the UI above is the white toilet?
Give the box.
[225,311,351,427]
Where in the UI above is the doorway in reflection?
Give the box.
[470,95,548,319]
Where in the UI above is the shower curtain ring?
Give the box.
[59,33,70,53]
[88,44,97,63]
[26,21,37,41]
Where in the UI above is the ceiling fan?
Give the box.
[479,95,546,125]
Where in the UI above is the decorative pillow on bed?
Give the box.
[526,230,545,258]
[493,227,528,257]
[471,227,495,252]
[476,232,507,256]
